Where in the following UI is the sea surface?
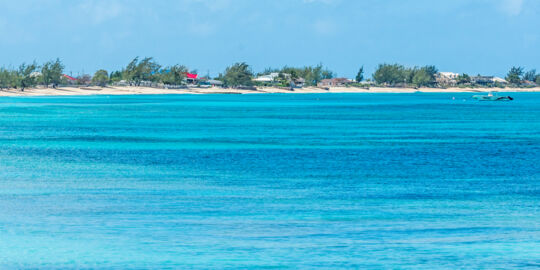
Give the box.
[0,93,538,269]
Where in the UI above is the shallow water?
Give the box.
[0,93,539,269]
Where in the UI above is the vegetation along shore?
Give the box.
[1,58,539,96]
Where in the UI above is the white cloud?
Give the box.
[499,0,524,16]
[76,0,126,24]
[188,22,216,37]
[179,0,234,12]
[313,19,337,35]
[303,0,338,4]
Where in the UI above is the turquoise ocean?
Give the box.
[0,93,539,269]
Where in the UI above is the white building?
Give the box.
[253,73,280,82]
[436,72,460,85]
[492,77,508,84]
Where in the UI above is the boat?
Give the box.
[472,92,513,101]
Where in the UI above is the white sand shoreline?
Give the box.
[0,86,539,97]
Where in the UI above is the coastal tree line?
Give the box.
[1,58,539,90]
[0,59,65,90]
[0,58,336,89]
[251,65,335,87]
[370,64,540,87]
[372,64,438,87]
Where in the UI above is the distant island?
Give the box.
[1,58,539,96]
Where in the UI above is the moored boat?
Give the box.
[472,92,513,101]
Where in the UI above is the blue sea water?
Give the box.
[0,93,539,269]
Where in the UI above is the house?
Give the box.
[186,72,198,84]
[253,73,280,83]
[522,80,537,87]
[30,71,42,78]
[360,80,376,86]
[471,75,509,85]
[62,74,77,81]
[198,79,223,87]
[460,75,508,86]
[492,77,508,84]
[317,78,352,87]
[471,75,494,85]
[62,74,78,85]
[207,79,223,86]
[436,72,459,85]
[253,73,305,88]
[293,78,305,88]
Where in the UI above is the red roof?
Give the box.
[63,74,78,81]
[186,73,198,79]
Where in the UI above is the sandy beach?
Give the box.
[0,86,539,97]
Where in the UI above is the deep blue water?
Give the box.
[0,93,539,269]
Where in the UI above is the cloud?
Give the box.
[188,22,216,37]
[499,0,524,15]
[303,0,338,4]
[313,19,337,35]
[76,0,126,24]
[179,0,234,12]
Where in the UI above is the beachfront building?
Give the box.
[472,75,494,85]
[30,71,42,78]
[468,76,507,86]
[207,79,223,87]
[492,77,508,84]
[436,72,459,86]
[186,72,199,85]
[317,78,352,87]
[198,79,223,88]
[253,73,305,88]
[62,74,78,85]
[253,73,280,83]
[293,78,305,88]
[522,80,537,87]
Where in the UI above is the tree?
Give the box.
[17,62,39,91]
[258,67,279,77]
[41,58,64,88]
[404,68,415,84]
[92,70,109,86]
[77,74,92,85]
[321,69,334,80]
[123,57,139,85]
[109,71,123,83]
[301,64,332,85]
[456,73,471,84]
[7,70,18,88]
[0,68,12,89]
[280,66,299,80]
[137,57,161,84]
[536,75,540,85]
[412,69,432,87]
[309,65,323,85]
[411,65,438,87]
[123,57,161,86]
[261,64,334,86]
[423,65,438,79]
[506,66,524,84]
[222,62,253,87]
[523,69,536,82]
[355,66,364,82]
[356,66,364,82]
[159,65,188,85]
[373,64,407,85]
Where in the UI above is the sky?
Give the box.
[0,0,539,78]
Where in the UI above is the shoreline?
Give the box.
[0,86,539,97]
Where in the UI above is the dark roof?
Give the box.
[321,78,350,83]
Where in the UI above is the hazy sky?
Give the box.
[0,0,538,78]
